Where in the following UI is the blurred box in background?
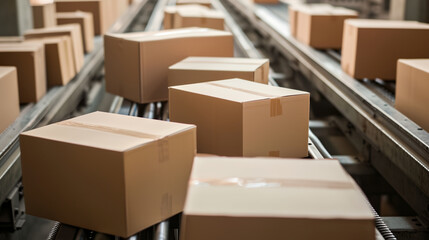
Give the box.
[174,8,224,30]
[56,11,95,52]
[395,59,429,132]
[31,0,57,29]
[0,42,46,103]
[0,67,20,133]
[164,5,209,30]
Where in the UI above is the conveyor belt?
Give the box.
[224,0,429,230]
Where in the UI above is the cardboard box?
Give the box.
[0,37,24,43]
[296,7,358,49]
[341,20,429,80]
[26,36,76,86]
[0,67,20,133]
[181,157,375,240]
[55,0,109,35]
[0,43,46,103]
[31,1,57,29]
[117,0,129,17]
[174,8,224,30]
[20,111,197,237]
[24,24,84,73]
[395,59,429,131]
[168,57,269,87]
[104,27,234,103]
[164,5,209,30]
[176,0,211,8]
[169,79,310,157]
[56,11,95,52]
[289,4,333,37]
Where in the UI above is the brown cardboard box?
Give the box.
[117,0,129,17]
[169,79,310,158]
[0,67,20,133]
[174,8,224,30]
[55,0,109,35]
[104,27,234,103]
[395,59,429,131]
[56,11,95,52]
[181,157,375,240]
[0,43,46,103]
[296,7,358,49]
[0,37,24,43]
[168,57,269,87]
[31,1,57,29]
[26,36,76,86]
[176,0,211,8]
[164,5,209,30]
[24,24,84,73]
[20,111,196,237]
[341,19,429,80]
[288,4,333,37]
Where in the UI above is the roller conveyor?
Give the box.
[1,0,428,239]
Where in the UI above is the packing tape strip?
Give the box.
[161,193,173,218]
[58,120,169,162]
[190,177,354,189]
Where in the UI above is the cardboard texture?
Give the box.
[31,2,57,29]
[181,157,375,240]
[0,67,20,133]
[296,7,358,49]
[56,11,95,52]
[104,27,234,103]
[341,19,429,80]
[168,57,269,87]
[26,36,76,86]
[0,43,46,103]
[20,111,197,237]
[55,0,108,35]
[176,0,211,8]
[288,4,333,37]
[169,79,310,158]
[174,8,224,30]
[395,59,429,132]
[24,24,84,73]
[164,5,209,30]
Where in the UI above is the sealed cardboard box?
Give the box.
[26,36,76,86]
[168,57,269,87]
[104,27,234,103]
[164,5,209,30]
[0,67,20,133]
[174,8,224,30]
[395,59,429,131]
[176,0,211,8]
[55,0,108,35]
[0,43,46,103]
[20,111,196,237]
[169,79,310,158]
[289,4,333,37]
[56,11,95,53]
[25,24,84,73]
[341,19,429,80]
[31,1,57,29]
[296,7,358,49]
[181,157,375,240]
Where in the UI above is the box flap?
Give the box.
[170,57,268,72]
[106,27,232,42]
[345,19,429,29]
[21,112,195,152]
[184,157,374,220]
[56,11,92,19]
[0,42,44,52]
[25,24,81,35]
[170,79,308,103]
[398,59,429,74]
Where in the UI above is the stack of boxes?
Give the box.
[0,0,132,133]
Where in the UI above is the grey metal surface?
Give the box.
[226,0,429,224]
[0,0,33,36]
